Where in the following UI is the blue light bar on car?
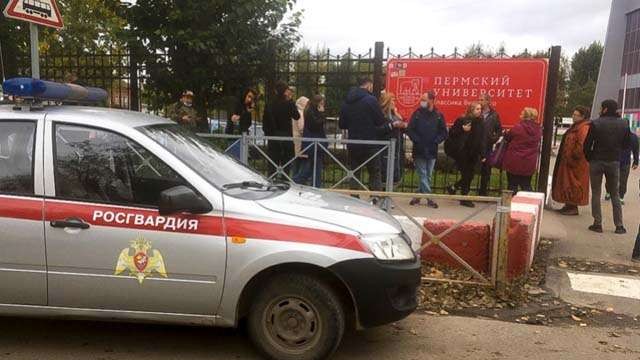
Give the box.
[2,77,108,103]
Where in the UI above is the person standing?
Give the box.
[502,108,542,194]
[618,129,639,204]
[445,102,485,208]
[340,78,402,191]
[379,92,408,189]
[478,94,502,196]
[226,89,257,136]
[583,99,631,234]
[292,96,310,175]
[166,90,199,129]
[225,89,256,159]
[406,91,447,208]
[263,81,300,174]
[293,95,327,187]
[551,106,591,215]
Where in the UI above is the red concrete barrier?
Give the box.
[417,192,544,281]
[506,211,536,280]
[421,219,492,274]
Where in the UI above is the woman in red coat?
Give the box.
[502,107,542,193]
[551,106,591,215]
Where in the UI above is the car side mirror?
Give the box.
[159,186,212,216]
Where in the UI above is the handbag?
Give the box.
[487,136,508,169]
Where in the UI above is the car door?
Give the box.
[0,117,47,305]
[43,120,226,316]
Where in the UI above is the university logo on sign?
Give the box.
[396,78,423,108]
[3,0,64,29]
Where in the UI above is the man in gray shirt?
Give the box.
[583,99,632,234]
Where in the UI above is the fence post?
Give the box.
[312,141,318,187]
[373,41,385,98]
[537,45,562,194]
[128,43,140,112]
[495,190,513,298]
[240,133,249,165]
[385,139,396,192]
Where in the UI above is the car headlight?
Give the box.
[360,233,415,261]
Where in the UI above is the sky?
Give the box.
[291,0,612,57]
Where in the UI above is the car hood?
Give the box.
[257,186,402,235]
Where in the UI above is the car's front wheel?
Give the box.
[247,273,346,360]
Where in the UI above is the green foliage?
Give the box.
[0,0,126,80]
[464,42,496,57]
[566,41,603,112]
[40,0,127,52]
[568,78,597,112]
[278,46,366,119]
[568,42,603,88]
[128,0,302,114]
[554,55,571,118]
[0,17,29,78]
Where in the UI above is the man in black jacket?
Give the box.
[263,82,300,175]
[478,94,502,196]
[339,78,398,191]
[583,99,631,234]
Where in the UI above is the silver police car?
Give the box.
[0,79,420,360]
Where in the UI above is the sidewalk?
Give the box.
[544,167,640,266]
[391,156,640,317]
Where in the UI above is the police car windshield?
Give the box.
[140,124,268,189]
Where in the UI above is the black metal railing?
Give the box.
[8,41,548,195]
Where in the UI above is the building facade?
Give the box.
[594,0,640,130]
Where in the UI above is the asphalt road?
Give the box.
[0,314,639,360]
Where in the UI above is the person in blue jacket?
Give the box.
[406,91,448,208]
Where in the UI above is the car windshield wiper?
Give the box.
[222,181,290,191]
[267,182,290,191]
[222,181,268,190]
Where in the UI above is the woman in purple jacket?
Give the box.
[502,108,542,193]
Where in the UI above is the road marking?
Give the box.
[567,271,640,300]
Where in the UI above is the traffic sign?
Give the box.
[3,0,64,29]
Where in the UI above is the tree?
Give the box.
[566,41,603,112]
[464,42,496,58]
[0,0,126,80]
[128,0,302,116]
[0,16,30,79]
[39,0,127,52]
[554,54,571,117]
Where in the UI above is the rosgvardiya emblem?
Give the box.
[115,237,167,284]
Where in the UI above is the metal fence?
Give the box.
[9,41,553,196]
[273,43,546,195]
[199,133,397,193]
[197,133,540,200]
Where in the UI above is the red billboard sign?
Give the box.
[386,59,549,128]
